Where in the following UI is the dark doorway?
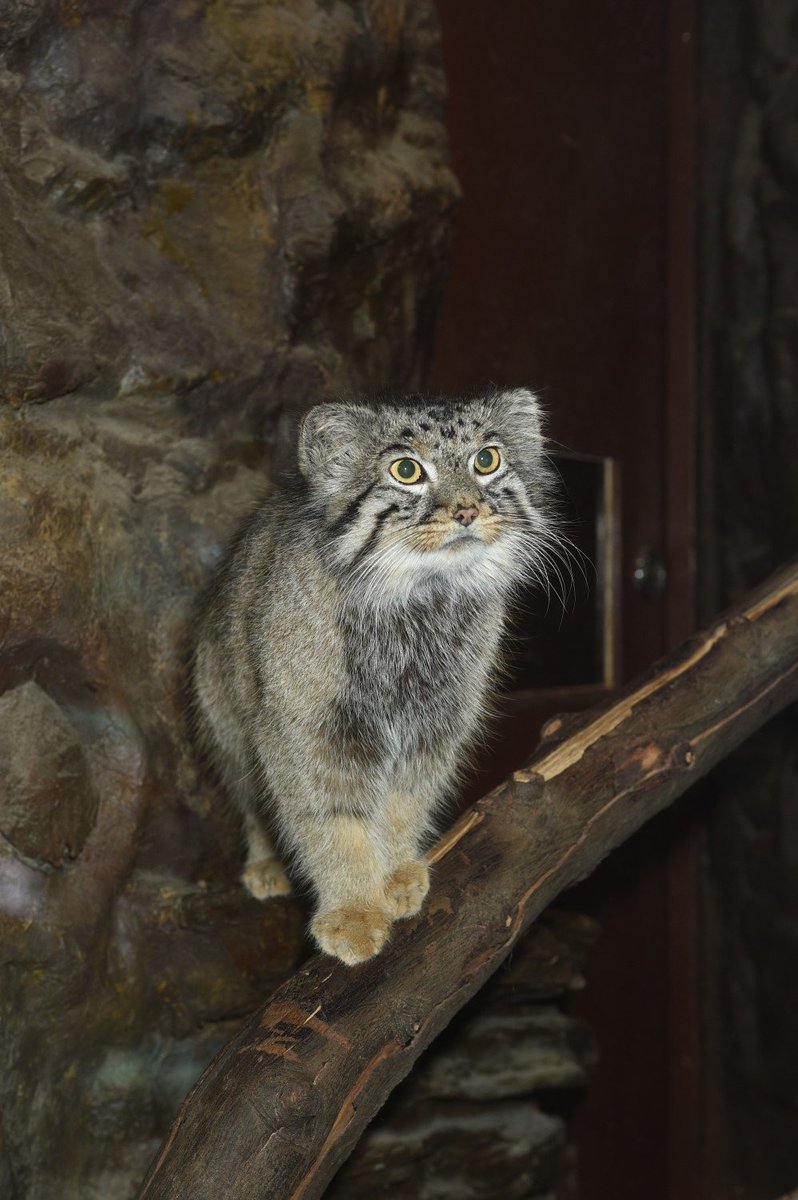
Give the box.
[431,2,698,1196]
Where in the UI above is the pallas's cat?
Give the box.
[193,389,557,964]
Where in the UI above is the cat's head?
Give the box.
[297,389,557,603]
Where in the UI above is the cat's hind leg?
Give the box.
[210,733,292,900]
[194,638,292,899]
[241,808,292,900]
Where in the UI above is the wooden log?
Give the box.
[138,559,798,1200]
[328,907,595,1198]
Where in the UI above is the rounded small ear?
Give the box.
[498,388,545,446]
[297,403,371,480]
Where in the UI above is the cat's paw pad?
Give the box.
[241,857,292,900]
[310,905,392,965]
[384,859,430,919]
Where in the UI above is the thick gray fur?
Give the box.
[192,388,558,964]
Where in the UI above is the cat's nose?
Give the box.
[452,505,479,526]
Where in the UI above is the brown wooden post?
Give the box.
[139,559,798,1200]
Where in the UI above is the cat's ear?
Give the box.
[496,388,545,445]
[487,388,547,482]
[298,404,370,481]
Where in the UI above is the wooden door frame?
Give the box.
[665,0,701,1194]
[430,0,702,1192]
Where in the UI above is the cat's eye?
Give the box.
[389,457,425,485]
[474,446,501,475]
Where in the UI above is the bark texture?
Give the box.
[0,5,457,1198]
[138,559,798,1200]
[327,909,596,1200]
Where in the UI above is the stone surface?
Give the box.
[328,1103,564,1200]
[0,680,98,865]
[700,0,798,1194]
[0,1,456,415]
[412,1008,591,1102]
[0,3,457,1197]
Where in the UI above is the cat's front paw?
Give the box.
[384,859,430,919]
[311,905,393,965]
[241,857,293,900]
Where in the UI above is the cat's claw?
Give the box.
[241,857,292,900]
[384,859,430,919]
[311,905,392,965]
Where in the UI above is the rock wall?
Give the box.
[700,0,798,1194]
[0,4,457,1196]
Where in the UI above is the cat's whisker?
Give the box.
[349,534,414,605]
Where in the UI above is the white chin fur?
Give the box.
[350,533,531,607]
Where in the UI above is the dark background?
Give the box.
[431,1,798,1196]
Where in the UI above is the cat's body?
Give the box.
[193,389,556,964]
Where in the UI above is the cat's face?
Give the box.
[298,389,555,602]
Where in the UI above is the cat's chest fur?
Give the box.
[334,587,502,762]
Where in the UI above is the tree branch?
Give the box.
[138,559,798,1200]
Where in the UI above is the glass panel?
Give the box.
[504,453,618,690]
